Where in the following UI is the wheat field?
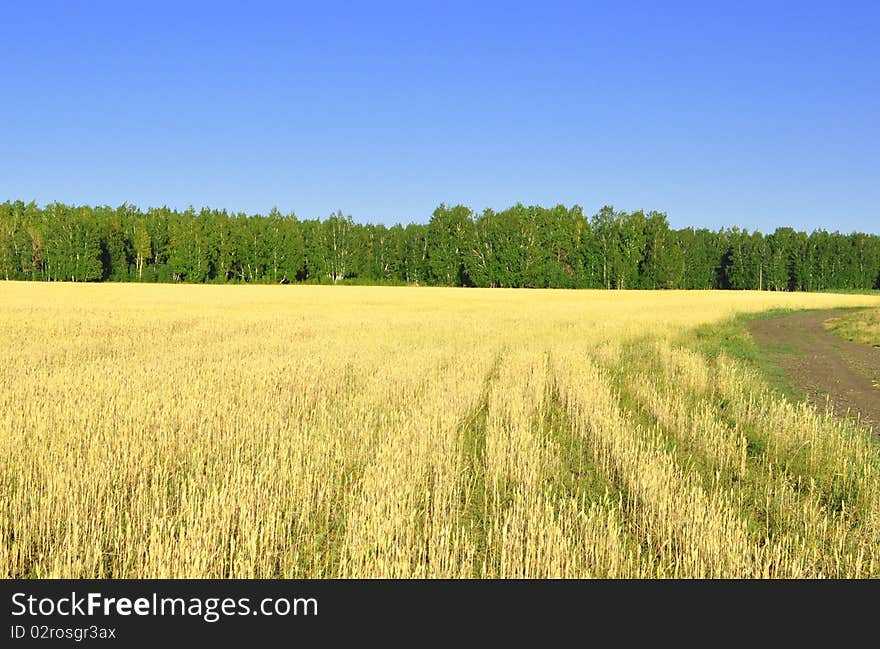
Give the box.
[2,282,880,578]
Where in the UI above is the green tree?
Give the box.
[102,205,133,281]
[726,229,768,290]
[640,211,684,289]
[44,203,103,282]
[426,204,474,286]
[323,211,355,284]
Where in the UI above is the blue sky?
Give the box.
[2,1,878,232]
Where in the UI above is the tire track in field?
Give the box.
[748,309,880,432]
[457,352,504,577]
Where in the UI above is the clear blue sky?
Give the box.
[2,1,878,232]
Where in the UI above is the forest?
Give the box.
[0,200,878,291]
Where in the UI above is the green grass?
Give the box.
[685,308,806,402]
[760,342,799,355]
[824,308,880,347]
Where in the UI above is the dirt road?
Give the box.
[747,309,880,432]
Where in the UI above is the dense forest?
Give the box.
[1,200,878,291]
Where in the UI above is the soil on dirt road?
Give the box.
[747,309,880,433]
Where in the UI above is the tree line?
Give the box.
[0,200,878,291]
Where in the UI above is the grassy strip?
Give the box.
[540,362,621,507]
[824,307,880,347]
[457,354,504,577]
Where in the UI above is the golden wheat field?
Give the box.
[2,282,880,578]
